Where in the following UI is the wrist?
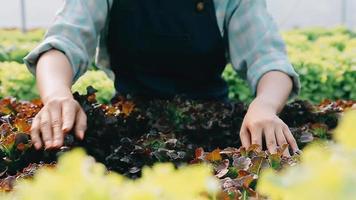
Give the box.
[41,87,73,104]
[251,97,280,114]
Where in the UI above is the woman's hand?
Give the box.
[30,50,86,150]
[239,97,299,156]
[30,94,87,150]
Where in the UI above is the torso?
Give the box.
[107,0,228,100]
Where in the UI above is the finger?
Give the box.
[276,128,290,157]
[61,101,77,133]
[264,127,277,154]
[239,124,251,149]
[283,125,299,153]
[40,110,53,149]
[75,109,87,140]
[250,126,263,151]
[30,115,42,150]
[49,103,63,148]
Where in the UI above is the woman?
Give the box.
[25,0,301,156]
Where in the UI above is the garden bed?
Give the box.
[0,87,354,199]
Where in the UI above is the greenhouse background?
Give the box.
[0,0,355,30]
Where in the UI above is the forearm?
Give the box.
[255,71,293,114]
[36,49,74,104]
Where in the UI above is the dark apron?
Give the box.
[107,0,228,100]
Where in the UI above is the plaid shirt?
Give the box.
[24,0,300,97]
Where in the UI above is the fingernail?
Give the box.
[55,140,62,147]
[35,143,41,150]
[45,141,52,148]
[79,131,85,140]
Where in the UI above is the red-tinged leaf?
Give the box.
[30,99,43,107]
[317,99,356,113]
[242,174,257,188]
[247,144,260,152]
[106,106,118,116]
[242,174,258,197]
[190,148,205,164]
[237,170,250,178]
[0,123,12,137]
[2,134,16,149]
[15,103,40,118]
[195,147,204,160]
[0,98,14,115]
[248,156,264,175]
[334,100,356,110]
[215,159,230,178]
[206,148,222,162]
[122,101,135,116]
[232,155,252,171]
[14,118,31,133]
[318,99,332,107]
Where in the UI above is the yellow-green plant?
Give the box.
[257,110,356,200]
[0,62,38,100]
[72,70,115,103]
[282,27,356,102]
[3,149,219,200]
[0,62,115,103]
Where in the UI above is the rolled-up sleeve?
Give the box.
[23,0,109,83]
[226,0,300,99]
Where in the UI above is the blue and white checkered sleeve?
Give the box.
[226,0,300,99]
[23,0,109,83]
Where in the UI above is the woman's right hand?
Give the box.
[30,49,87,150]
[30,95,87,150]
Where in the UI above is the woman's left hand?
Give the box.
[239,97,299,156]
